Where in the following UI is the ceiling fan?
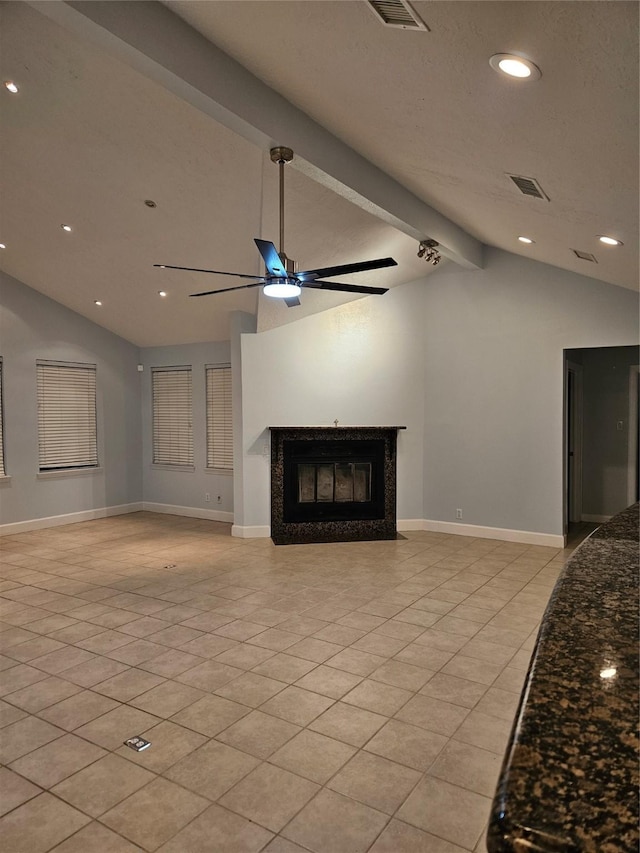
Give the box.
[155,147,397,308]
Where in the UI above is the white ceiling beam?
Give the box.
[29,0,483,269]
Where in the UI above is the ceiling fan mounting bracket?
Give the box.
[270,146,294,164]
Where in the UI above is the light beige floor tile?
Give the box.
[251,652,317,683]
[248,627,311,651]
[453,709,513,755]
[215,671,287,707]
[129,679,205,716]
[115,719,207,772]
[9,732,105,788]
[0,663,50,695]
[217,709,300,758]
[165,738,259,799]
[282,788,388,853]
[60,656,130,687]
[214,643,277,669]
[0,766,42,817]
[49,821,146,852]
[4,675,83,712]
[220,762,319,833]
[328,750,421,814]
[74,704,161,750]
[369,659,433,692]
[413,630,467,653]
[396,694,469,737]
[294,664,362,698]
[93,667,166,701]
[118,616,172,638]
[30,646,97,674]
[5,635,67,662]
[429,739,502,797]
[105,638,166,665]
[75,630,137,654]
[138,648,204,677]
[0,697,28,727]
[491,666,527,694]
[0,715,64,763]
[146,624,204,648]
[325,647,386,676]
[39,689,120,730]
[101,777,209,850]
[373,620,426,641]
[364,719,448,771]
[312,624,366,645]
[286,637,343,663]
[263,837,308,853]
[441,654,504,685]
[213,619,266,640]
[474,686,521,722]
[278,615,331,636]
[394,608,442,628]
[308,701,387,747]
[52,752,155,816]
[180,611,235,631]
[397,776,491,849]
[260,685,334,726]
[342,678,412,716]
[337,611,386,631]
[419,673,488,708]
[0,792,90,852]
[171,694,250,736]
[157,803,273,853]
[175,659,243,691]
[270,729,355,784]
[369,818,470,853]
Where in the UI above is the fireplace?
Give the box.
[270,426,405,545]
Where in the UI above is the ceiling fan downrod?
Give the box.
[270,146,294,270]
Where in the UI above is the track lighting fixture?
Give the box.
[417,239,441,265]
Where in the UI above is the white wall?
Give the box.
[139,340,233,518]
[422,249,639,536]
[0,272,142,528]
[238,280,427,531]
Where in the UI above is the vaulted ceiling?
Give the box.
[0,1,637,346]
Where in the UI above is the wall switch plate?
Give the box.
[205,493,211,502]
[456,509,463,519]
[617,420,624,430]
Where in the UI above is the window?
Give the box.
[206,365,233,471]
[37,361,98,471]
[0,358,5,476]
[152,366,193,467]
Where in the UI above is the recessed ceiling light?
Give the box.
[145,199,157,208]
[4,81,19,94]
[94,300,102,306]
[518,236,535,244]
[158,291,167,297]
[0,243,5,249]
[489,54,541,81]
[597,235,623,246]
[61,224,73,232]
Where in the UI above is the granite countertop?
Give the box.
[488,503,639,853]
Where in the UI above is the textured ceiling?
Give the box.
[0,1,637,347]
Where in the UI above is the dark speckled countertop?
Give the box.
[488,503,639,853]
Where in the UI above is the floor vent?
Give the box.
[366,0,430,30]
[506,173,550,201]
[572,249,598,263]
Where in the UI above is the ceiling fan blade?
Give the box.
[301,281,388,295]
[254,239,287,277]
[155,264,263,280]
[284,296,301,308]
[297,257,397,281]
[190,282,264,297]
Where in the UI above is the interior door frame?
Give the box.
[627,364,640,505]
[564,359,583,530]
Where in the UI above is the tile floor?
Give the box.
[0,512,574,852]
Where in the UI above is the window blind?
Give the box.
[37,361,98,471]
[206,365,233,470]
[0,359,5,476]
[152,367,193,466]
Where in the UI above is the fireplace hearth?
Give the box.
[270,426,405,545]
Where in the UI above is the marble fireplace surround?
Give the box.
[269,426,405,545]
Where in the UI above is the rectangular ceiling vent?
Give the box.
[366,1,430,30]
[572,249,598,263]
[506,173,550,201]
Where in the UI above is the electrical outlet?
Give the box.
[616,420,624,431]
[205,493,211,502]
[217,495,221,503]
[456,508,463,519]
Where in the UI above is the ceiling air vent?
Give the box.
[366,1,430,30]
[572,249,598,263]
[506,173,550,201]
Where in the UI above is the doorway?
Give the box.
[627,365,640,505]
[564,359,583,533]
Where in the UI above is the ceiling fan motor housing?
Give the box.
[270,146,294,164]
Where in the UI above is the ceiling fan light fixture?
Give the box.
[490,54,541,81]
[597,235,623,246]
[263,280,301,299]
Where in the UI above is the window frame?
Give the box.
[151,365,194,469]
[205,363,233,473]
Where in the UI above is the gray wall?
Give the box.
[579,345,639,517]
[139,340,233,516]
[422,249,639,535]
[0,272,142,526]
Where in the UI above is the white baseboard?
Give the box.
[421,519,564,548]
[580,513,611,524]
[397,519,425,531]
[231,524,271,538]
[0,503,143,537]
[142,502,233,523]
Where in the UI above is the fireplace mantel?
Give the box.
[269,426,405,545]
